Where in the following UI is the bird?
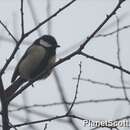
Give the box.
[5,35,60,97]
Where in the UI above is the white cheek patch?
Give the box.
[40,39,52,47]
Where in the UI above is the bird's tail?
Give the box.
[5,77,26,98]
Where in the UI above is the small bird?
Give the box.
[6,35,60,97]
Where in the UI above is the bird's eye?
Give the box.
[40,39,52,47]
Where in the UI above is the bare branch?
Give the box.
[115,15,130,102]
[67,62,82,115]
[0,77,10,130]
[96,25,130,37]
[0,33,22,76]
[20,0,24,36]
[53,70,80,130]
[80,52,130,75]
[9,122,18,130]
[27,0,42,36]
[0,20,18,43]
[73,78,130,89]
[0,36,30,45]
[5,98,127,113]
[24,0,77,37]
[44,123,48,130]
[12,114,85,128]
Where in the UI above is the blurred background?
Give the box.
[0,0,130,130]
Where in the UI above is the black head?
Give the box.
[35,35,60,48]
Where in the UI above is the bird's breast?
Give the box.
[19,45,46,80]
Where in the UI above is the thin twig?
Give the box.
[13,114,67,127]
[1,24,130,52]
[9,122,18,130]
[72,77,130,89]
[12,114,85,128]
[24,0,77,37]
[9,109,69,124]
[0,36,30,45]
[0,34,22,76]
[80,52,130,75]
[53,70,80,130]
[20,0,24,36]
[67,62,82,115]
[44,123,48,130]
[0,21,18,43]
[27,0,41,36]
[95,25,130,37]
[5,98,127,113]
[116,15,130,102]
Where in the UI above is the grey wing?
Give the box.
[11,46,32,82]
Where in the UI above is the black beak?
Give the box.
[56,45,60,48]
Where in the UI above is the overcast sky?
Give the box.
[0,0,130,130]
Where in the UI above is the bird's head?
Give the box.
[34,35,60,48]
